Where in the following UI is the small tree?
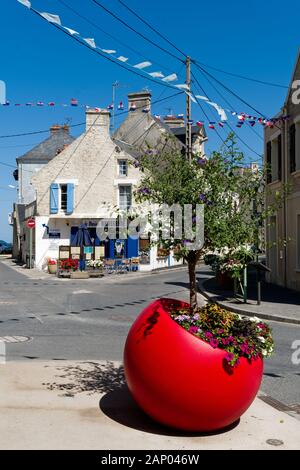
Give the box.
[133,134,286,309]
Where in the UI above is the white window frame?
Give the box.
[118,159,128,177]
[118,184,132,210]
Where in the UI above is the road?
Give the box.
[0,259,299,407]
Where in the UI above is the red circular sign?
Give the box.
[26,218,35,229]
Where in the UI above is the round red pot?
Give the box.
[124,298,263,432]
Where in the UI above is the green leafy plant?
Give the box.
[171,303,274,367]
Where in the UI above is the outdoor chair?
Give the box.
[103,259,116,274]
[130,257,140,272]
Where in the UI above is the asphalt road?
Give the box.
[0,259,300,407]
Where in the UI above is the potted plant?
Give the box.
[125,299,273,431]
[47,258,57,274]
[124,135,285,431]
[60,258,79,272]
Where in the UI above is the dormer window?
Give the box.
[118,159,128,177]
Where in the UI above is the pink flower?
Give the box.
[225,352,234,362]
[205,332,213,339]
[209,339,219,349]
[189,326,199,334]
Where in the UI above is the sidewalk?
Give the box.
[0,256,188,283]
[197,266,300,325]
[0,360,299,450]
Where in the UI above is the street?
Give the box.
[0,259,299,408]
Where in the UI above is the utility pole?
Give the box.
[185,56,192,163]
[111,80,120,132]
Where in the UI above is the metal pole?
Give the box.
[243,266,247,303]
[185,56,192,163]
[29,228,32,269]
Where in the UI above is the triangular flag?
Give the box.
[84,38,96,48]
[195,95,209,101]
[17,0,31,8]
[134,61,152,69]
[148,71,164,78]
[196,121,204,127]
[102,49,116,54]
[117,56,128,62]
[64,27,79,36]
[175,84,189,90]
[186,92,197,103]
[162,73,178,82]
[40,12,61,26]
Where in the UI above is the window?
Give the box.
[118,160,128,176]
[50,183,74,214]
[60,184,68,211]
[119,185,132,210]
[297,215,300,270]
[290,124,296,173]
[278,134,282,181]
[266,141,272,184]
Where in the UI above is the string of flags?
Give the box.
[0,97,290,130]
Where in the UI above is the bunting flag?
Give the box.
[102,49,116,54]
[107,104,114,110]
[162,73,178,82]
[148,71,164,78]
[70,98,78,106]
[196,121,204,127]
[118,101,124,110]
[17,0,31,7]
[208,122,215,129]
[129,103,136,111]
[64,27,79,36]
[40,12,61,25]
[117,56,128,62]
[83,38,96,49]
[134,61,152,70]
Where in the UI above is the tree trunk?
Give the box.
[188,254,198,309]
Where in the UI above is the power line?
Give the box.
[116,0,187,59]
[57,0,179,76]
[191,71,262,158]
[193,62,267,118]
[194,60,288,89]
[192,67,264,142]
[27,6,181,93]
[90,0,184,63]
[113,1,287,90]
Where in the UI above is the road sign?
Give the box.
[26,218,35,229]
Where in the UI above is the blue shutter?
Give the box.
[66,183,74,215]
[127,237,138,258]
[50,183,59,214]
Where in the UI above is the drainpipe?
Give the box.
[283,105,288,288]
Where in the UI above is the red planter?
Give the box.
[124,298,263,432]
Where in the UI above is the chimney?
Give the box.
[127,90,151,114]
[163,115,185,129]
[85,108,110,133]
[50,124,69,134]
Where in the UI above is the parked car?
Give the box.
[0,240,12,254]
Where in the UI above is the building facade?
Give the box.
[264,49,300,291]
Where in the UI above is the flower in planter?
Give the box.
[61,258,79,271]
[47,258,57,266]
[171,303,274,368]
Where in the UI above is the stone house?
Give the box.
[264,48,300,291]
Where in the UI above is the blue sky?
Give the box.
[0,0,299,241]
